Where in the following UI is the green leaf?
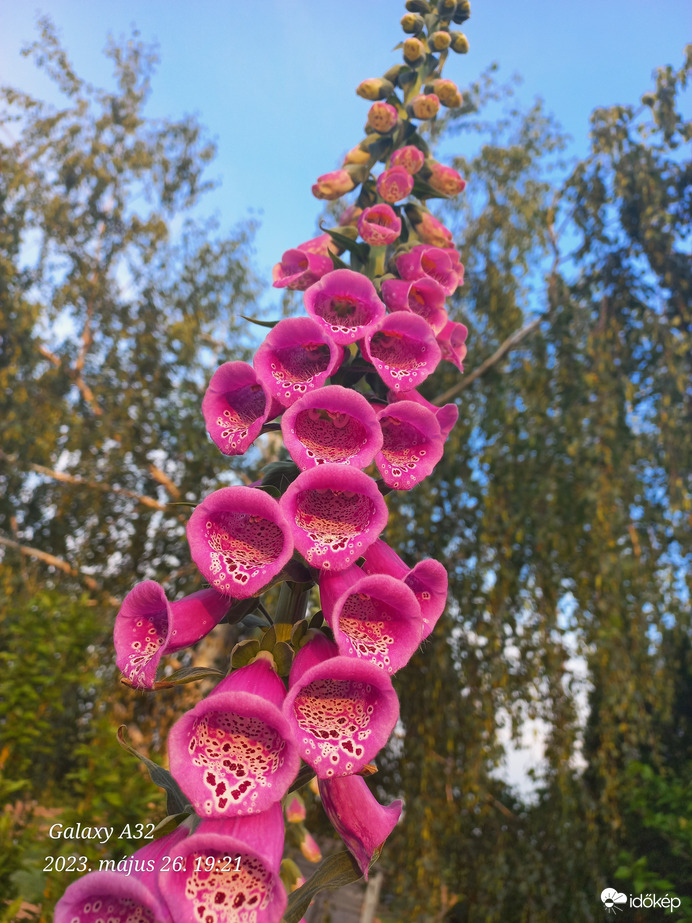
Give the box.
[116,726,190,815]
[320,225,370,263]
[240,315,280,329]
[412,176,450,200]
[283,850,363,922]
[154,665,224,687]
[152,811,194,839]
[231,638,261,669]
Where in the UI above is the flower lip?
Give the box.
[375,400,444,490]
[380,276,449,335]
[284,635,400,777]
[54,874,167,923]
[320,566,422,673]
[159,807,287,923]
[168,662,300,818]
[114,582,231,689]
[304,269,385,346]
[281,385,383,470]
[202,361,271,457]
[279,464,389,571]
[363,312,442,392]
[187,486,293,598]
[253,316,342,407]
[318,774,402,879]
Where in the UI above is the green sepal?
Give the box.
[153,665,225,687]
[328,251,350,271]
[260,625,277,651]
[240,315,280,329]
[152,810,194,839]
[116,726,190,816]
[273,641,294,676]
[261,460,301,493]
[397,67,418,86]
[308,610,325,629]
[320,225,370,263]
[291,619,309,648]
[283,851,364,922]
[412,176,450,200]
[224,596,260,623]
[231,638,261,669]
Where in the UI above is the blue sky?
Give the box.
[1,0,690,293]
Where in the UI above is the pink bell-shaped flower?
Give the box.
[437,318,469,371]
[54,826,189,923]
[318,775,402,879]
[380,276,449,335]
[376,166,414,203]
[279,464,389,570]
[363,312,441,392]
[187,486,294,598]
[202,361,274,457]
[396,244,464,296]
[253,316,342,407]
[284,634,399,777]
[272,247,333,291]
[168,659,300,817]
[362,538,448,640]
[357,204,402,246]
[319,564,422,673]
[303,269,386,346]
[387,388,459,439]
[158,804,287,923]
[281,385,383,469]
[375,401,444,490]
[114,581,232,689]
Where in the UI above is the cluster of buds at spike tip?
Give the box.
[56,2,473,916]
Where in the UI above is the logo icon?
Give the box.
[601,888,627,914]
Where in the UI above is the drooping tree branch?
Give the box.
[0,534,119,606]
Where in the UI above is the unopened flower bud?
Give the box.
[427,161,466,196]
[432,78,463,108]
[410,93,440,120]
[285,793,306,823]
[280,858,304,893]
[405,0,431,11]
[438,0,457,14]
[312,169,356,201]
[343,145,371,166]
[300,830,322,863]
[377,166,414,203]
[401,12,425,33]
[367,101,399,134]
[403,37,425,63]
[450,31,470,53]
[391,145,426,175]
[452,0,471,23]
[430,30,451,51]
[356,77,395,101]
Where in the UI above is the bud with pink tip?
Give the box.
[428,161,467,196]
[367,101,399,134]
[390,145,425,175]
[376,166,414,204]
[312,169,356,201]
[357,204,402,246]
[410,94,440,120]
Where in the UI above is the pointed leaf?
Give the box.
[240,315,281,329]
[116,726,190,815]
[283,850,363,922]
[155,665,225,687]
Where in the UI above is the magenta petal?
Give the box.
[375,401,444,490]
[272,248,333,291]
[168,661,300,817]
[437,319,469,371]
[362,539,448,639]
[387,388,459,438]
[159,806,287,923]
[304,269,385,346]
[320,566,422,673]
[318,775,402,879]
[281,385,383,469]
[363,313,441,392]
[380,277,448,335]
[54,827,188,923]
[202,362,271,456]
[396,244,462,296]
[253,316,342,407]
[284,635,399,777]
[114,582,232,688]
[279,465,389,571]
[187,486,293,598]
